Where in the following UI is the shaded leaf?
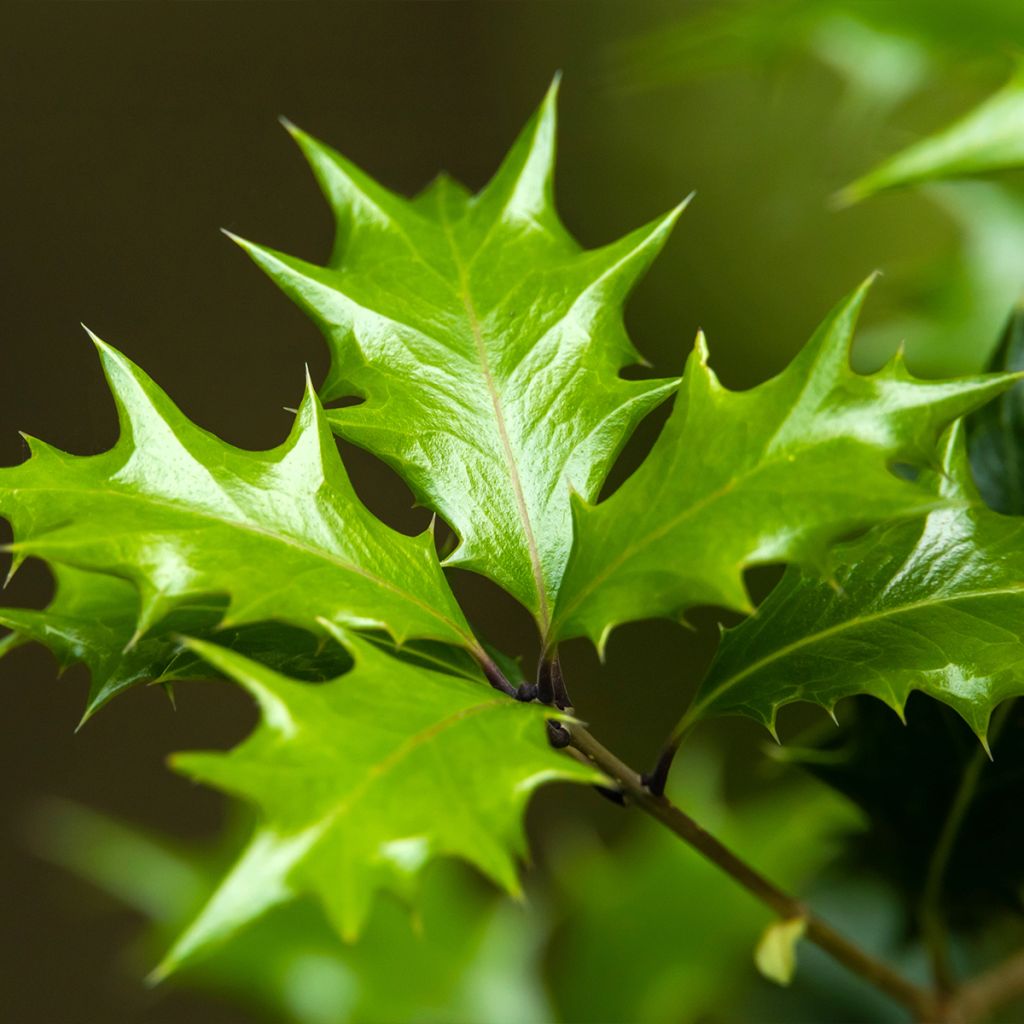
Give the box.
[785,694,1024,934]
[552,280,1016,649]
[969,302,1024,513]
[159,630,600,971]
[231,82,680,632]
[840,64,1024,203]
[687,423,1024,739]
[0,566,351,722]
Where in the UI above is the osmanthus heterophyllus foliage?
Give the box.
[2,79,1021,1018]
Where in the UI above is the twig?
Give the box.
[565,721,938,1021]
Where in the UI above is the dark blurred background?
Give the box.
[2,3,1021,1021]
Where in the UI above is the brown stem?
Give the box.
[565,721,938,1021]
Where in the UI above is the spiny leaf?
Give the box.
[551,279,1018,650]
[0,565,351,723]
[969,302,1024,513]
[839,63,1024,203]
[231,81,680,633]
[685,422,1024,740]
[0,336,482,661]
[158,630,601,973]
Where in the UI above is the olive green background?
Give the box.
[0,3,1010,1021]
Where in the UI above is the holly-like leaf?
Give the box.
[551,280,1017,649]
[969,302,1024,513]
[229,81,680,633]
[158,630,600,973]
[686,422,1024,740]
[0,337,484,662]
[839,63,1024,204]
[0,565,351,723]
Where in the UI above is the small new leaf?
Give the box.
[0,337,481,659]
[687,423,1024,741]
[231,81,680,632]
[158,631,600,973]
[552,280,1017,649]
[754,916,807,987]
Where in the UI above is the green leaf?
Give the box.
[0,565,351,723]
[230,81,680,632]
[0,336,481,658]
[840,64,1024,203]
[158,630,600,972]
[551,279,1017,649]
[969,302,1024,513]
[687,422,1024,740]
[850,182,1024,377]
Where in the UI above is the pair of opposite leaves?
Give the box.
[0,83,1019,967]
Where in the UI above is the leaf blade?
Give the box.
[158,632,600,972]
[235,83,681,630]
[0,338,479,660]
[552,280,1018,649]
[687,422,1024,740]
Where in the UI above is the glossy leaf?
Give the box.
[0,337,481,658]
[231,82,680,632]
[687,423,1024,740]
[552,280,1017,649]
[159,630,600,972]
[840,64,1024,203]
[0,566,351,723]
[969,302,1024,513]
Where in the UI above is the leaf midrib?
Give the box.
[435,197,551,630]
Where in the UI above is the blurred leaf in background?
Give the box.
[29,747,867,1024]
[28,801,553,1024]
[544,749,864,1024]
[616,0,1024,378]
[839,65,1024,203]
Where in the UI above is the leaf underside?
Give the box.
[0,565,351,723]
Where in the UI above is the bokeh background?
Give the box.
[2,3,1023,1022]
